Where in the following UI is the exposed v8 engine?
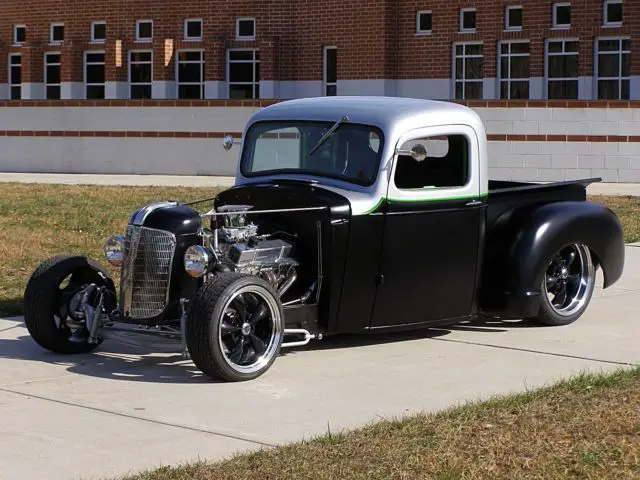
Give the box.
[215,205,298,296]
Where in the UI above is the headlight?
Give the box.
[104,235,125,267]
[184,245,213,278]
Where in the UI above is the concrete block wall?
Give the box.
[474,104,640,183]
[0,99,638,182]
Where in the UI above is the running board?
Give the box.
[282,328,323,348]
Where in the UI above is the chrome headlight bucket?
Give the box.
[184,245,214,278]
[104,235,126,267]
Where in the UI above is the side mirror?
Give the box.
[397,143,428,162]
[223,135,238,151]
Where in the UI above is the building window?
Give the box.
[499,41,530,99]
[45,53,61,99]
[454,43,483,99]
[416,10,432,35]
[50,23,64,44]
[505,5,523,31]
[130,51,153,99]
[13,25,26,45]
[546,39,579,99]
[460,8,477,33]
[85,51,105,99]
[91,21,106,42]
[177,50,204,99]
[236,18,256,40]
[136,20,153,41]
[603,0,623,26]
[553,3,571,28]
[596,38,630,99]
[184,19,202,40]
[324,46,337,96]
[9,54,21,100]
[227,49,260,99]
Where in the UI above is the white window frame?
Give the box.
[545,37,579,99]
[84,50,106,99]
[136,20,153,42]
[603,0,623,27]
[9,53,22,100]
[91,21,106,43]
[498,40,530,99]
[50,23,64,45]
[236,17,256,40]
[459,8,477,33]
[13,25,26,45]
[505,5,523,31]
[176,48,205,99]
[44,52,61,99]
[416,10,432,35]
[594,36,630,100]
[227,48,260,99]
[453,41,484,100]
[184,18,203,41]
[552,2,571,29]
[323,46,337,96]
[129,49,153,99]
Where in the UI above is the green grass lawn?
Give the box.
[117,368,640,480]
[0,183,637,318]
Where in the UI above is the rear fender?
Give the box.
[506,201,625,299]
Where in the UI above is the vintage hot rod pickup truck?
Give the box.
[24,96,625,382]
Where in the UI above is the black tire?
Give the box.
[186,272,284,382]
[531,243,596,326]
[23,255,116,354]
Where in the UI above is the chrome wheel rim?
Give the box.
[218,285,282,374]
[543,244,594,317]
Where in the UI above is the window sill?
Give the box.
[602,23,623,28]
[184,37,202,42]
[236,36,256,41]
[459,29,477,34]
[135,39,153,43]
[90,40,106,45]
[504,27,523,32]
[551,26,571,30]
[416,31,432,36]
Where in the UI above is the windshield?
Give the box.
[240,121,384,186]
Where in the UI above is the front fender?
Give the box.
[483,200,625,318]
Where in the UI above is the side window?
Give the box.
[394,134,470,190]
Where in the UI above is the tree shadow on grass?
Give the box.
[0,297,23,321]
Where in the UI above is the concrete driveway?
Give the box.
[1,246,639,480]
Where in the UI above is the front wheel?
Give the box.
[531,243,596,326]
[186,273,284,382]
[24,255,116,354]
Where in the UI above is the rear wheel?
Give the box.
[186,273,284,382]
[532,243,595,326]
[24,256,115,354]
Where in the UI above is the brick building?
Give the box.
[1,0,637,101]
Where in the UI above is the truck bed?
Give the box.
[486,177,602,227]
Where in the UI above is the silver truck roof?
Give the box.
[246,96,486,137]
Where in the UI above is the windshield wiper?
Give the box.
[308,115,350,156]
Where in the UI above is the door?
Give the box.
[370,126,484,329]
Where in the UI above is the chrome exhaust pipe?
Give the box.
[277,270,297,298]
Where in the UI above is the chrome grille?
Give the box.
[120,226,177,319]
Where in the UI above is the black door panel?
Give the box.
[370,199,483,328]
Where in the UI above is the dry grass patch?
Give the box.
[0,183,218,317]
[118,368,640,480]
[588,195,640,244]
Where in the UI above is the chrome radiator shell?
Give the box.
[120,225,177,320]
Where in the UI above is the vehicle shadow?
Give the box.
[0,316,538,385]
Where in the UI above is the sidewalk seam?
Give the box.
[428,335,639,367]
[0,387,276,449]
